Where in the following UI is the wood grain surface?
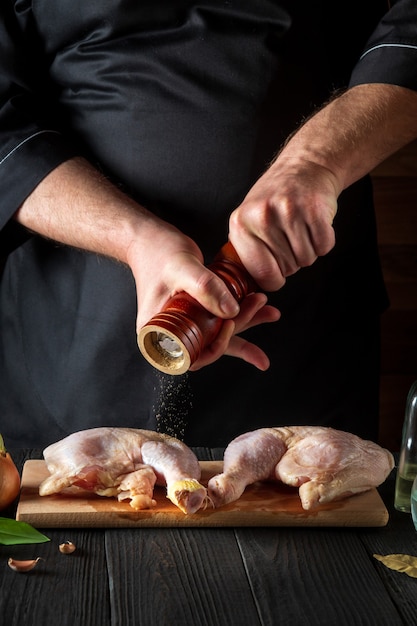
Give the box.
[16,460,389,528]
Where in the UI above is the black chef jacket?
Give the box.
[0,0,409,449]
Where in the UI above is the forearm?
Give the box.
[227,83,417,291]
[278,83,417,193]
[14,155,246,331]
[14,157,158,265]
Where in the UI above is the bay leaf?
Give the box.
[0,517,50,545]
[373,553,417,578]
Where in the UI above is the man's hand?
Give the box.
[229,157,338,291]
[128,235,280,372]
[188,292,280,371]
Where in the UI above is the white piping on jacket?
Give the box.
[360,42,417,60]
[0,130,61,167]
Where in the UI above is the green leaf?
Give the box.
[0,517,50,545]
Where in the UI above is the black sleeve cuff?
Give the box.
[0,130,79,231]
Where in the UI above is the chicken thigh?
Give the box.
[39,427,207,514]
[207,426,394,510]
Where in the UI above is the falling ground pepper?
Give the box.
[153,372,193,441]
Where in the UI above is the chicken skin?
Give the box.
[208,426,394,510]
[39,427,207,514]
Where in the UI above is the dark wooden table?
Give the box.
[0,448,416,626]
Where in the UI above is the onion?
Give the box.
[0,434,21,510]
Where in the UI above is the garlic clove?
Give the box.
[8,557,43,572]
[59,541,76,554]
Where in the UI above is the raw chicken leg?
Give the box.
[207,426,394,510]
[39,427,207,514]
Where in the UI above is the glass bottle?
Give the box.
[411,474,417,529]
[394,380,417,512]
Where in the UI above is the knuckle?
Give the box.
[193,269,225,298]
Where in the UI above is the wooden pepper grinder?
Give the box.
[137,241,257,374]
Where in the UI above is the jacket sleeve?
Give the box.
[0,1,78,237]
[349,0,417,91]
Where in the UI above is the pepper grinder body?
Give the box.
[137,242,257,374]
[394,380,417,513]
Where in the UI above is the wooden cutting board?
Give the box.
[16,460,389,528]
